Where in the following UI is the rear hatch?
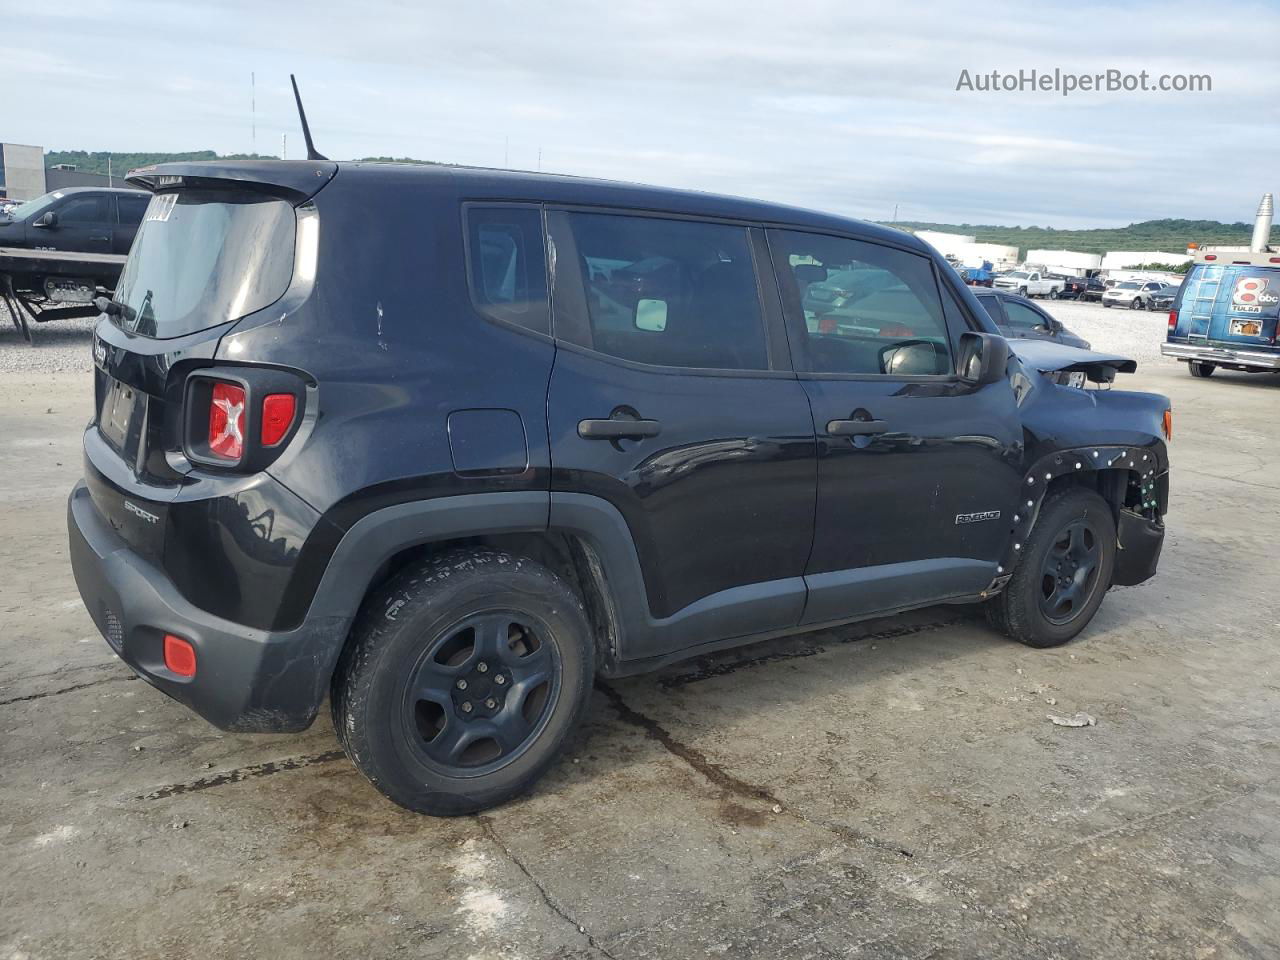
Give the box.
[1171,263,1280,346]
[87,162,333,559]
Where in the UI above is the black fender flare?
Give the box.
[988,444,1166,593]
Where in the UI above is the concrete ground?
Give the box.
[2,329,1279,959]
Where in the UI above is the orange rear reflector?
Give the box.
[1162,409,1173,442]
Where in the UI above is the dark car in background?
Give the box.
[972,288,1091,348]
[1079,277,1109,302]
[1147,284,1180,313]
[973,288,1092,387]
[1047,274,1087,300]
[0,187,150,256]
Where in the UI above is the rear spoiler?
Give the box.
[126,160,338,204]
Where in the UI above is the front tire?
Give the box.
[1131,298,1143,310]
[986,488,1116,648]
[332,548,595,815]
[1189,360,1216,378]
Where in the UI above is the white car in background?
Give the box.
[992,270,1062,298]
[1102,279,1171,310]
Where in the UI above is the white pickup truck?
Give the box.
[992,270,1063,299]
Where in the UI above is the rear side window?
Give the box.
[549,211,768,371]
[465,205,549,335]
[112,189,296,339]
[770,230,952,376]
[117,194,149,226]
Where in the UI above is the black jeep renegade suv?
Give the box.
[68,160,1171,814]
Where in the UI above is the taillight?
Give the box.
[208,382,246,460]
[1167,310,1178,333]
[260,393,297,446]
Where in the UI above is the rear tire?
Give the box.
[1130,298,1143,310]
[985,488,1116,648]
[1103,301,1112,308]
[1018,286,1028,297]
[1188,360,1216,378]
[1050,287,1061,299]
[331,548,595,815]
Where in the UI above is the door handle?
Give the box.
[578,418,662,440]
[826,418,889,437]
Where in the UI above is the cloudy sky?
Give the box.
[4,0,1279,227]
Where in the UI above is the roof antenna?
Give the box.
[290,74,329,161]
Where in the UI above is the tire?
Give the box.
[1130,298,1142,310]
[1103,301,1112,308]
[985,487,1116,648]
[1018,286,1028,298]
[1189,360,1216,378]
[332,548,595,815]
[1050,287,1061,299]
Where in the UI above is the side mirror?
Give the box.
[958,332,1010,386]
[33,211,57,228]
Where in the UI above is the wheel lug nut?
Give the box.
[485,698,497,709]
[494,675,506,686]
[456,679,468,690]
[461,701,473,713]
[476,661,489,673]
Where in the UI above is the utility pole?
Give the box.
[281,134,287,160]
[107,156,113,187]
[892,203,898,222]
[537,147,542,171]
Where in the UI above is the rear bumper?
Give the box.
[67,482,351,732]
[1161,342,1280,370]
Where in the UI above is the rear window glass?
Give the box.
[112,190,296,339]
[466,205,549,335]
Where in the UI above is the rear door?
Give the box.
[1209,266,1280,344]
[112,192,149,254]
[546,209,815,658]
[767,228,1022,624]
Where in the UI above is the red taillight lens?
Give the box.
[208,382,246,460]
[1203,254,1217,261]
[260,393,296,446]
[1167,310,1178,332]
[163,633,197,677]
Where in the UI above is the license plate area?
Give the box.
[1231,319,1262,337]
[99,378,144,455]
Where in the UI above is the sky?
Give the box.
[3,0,1279,228]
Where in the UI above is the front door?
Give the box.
[47,192,113,253]
[767,228,1023,625]
[547,210,815,658]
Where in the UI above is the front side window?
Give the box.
[465,205,549,335]
[1001,299,1048,329]
[551,211,768,371]
[770,230,953,376]
[58,194,109,223]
